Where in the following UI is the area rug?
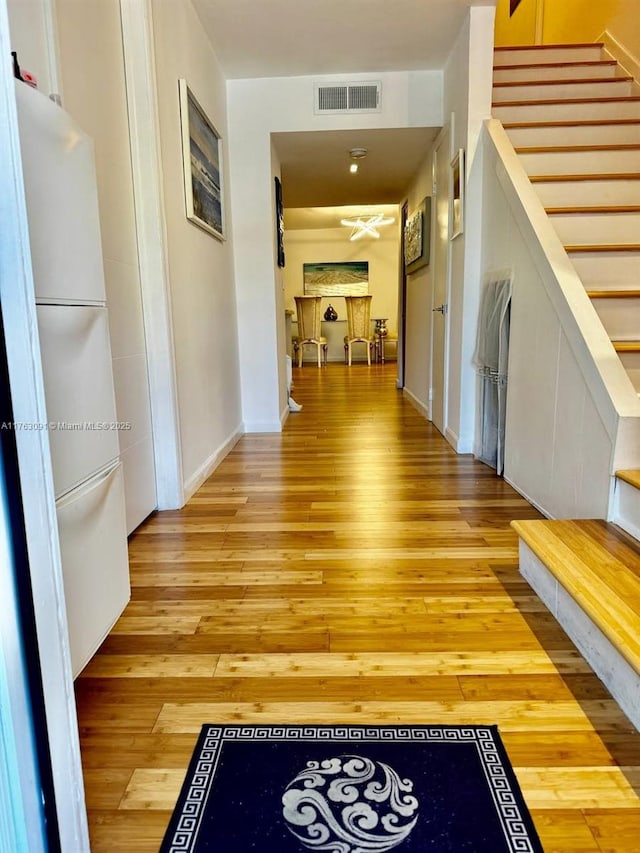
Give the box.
[160,724,543,852]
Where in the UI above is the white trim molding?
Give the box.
[183,426,243,503]
[0,3,89,847]
[120,0,184,509]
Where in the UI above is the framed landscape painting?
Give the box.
[179,79,224,241]
[303,261,369,296]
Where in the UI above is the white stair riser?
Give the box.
[591,297,640,340]
[533,179,640,208]
[617,351,640,392]
[494,46,604,66]
[520,147,640,176]
[494,63,619,83]
[493,78,633,103]
[549,212,640,244]
[505,123,640,148]
[613,478,640,541]
[494,100,640,123]
[518,542,640,733]
[570,252,640,287]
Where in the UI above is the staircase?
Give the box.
[494,43,640,730]
[494,42,640,388]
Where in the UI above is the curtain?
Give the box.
[473,276,512,476]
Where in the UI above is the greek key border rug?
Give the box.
[159,724,543,853]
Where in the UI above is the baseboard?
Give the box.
[243,420,283,433]
[280,403,289,428]
[444,427,459,451]
[402,387,429,420]
[183,425,243,502]
[600,30,640,85]
[503,473,552,519]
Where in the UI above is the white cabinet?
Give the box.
[36,305,119,497]
[56,462,129,676]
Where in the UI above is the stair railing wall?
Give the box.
[478,119,640,519]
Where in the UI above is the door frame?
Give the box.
[0,4,89,847]
[396,201,409,389]
[429,122,452,435]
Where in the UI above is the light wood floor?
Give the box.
[76,363,640,851]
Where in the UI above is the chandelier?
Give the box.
[340,212,396,241]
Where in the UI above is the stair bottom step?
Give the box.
[518,535,640,731]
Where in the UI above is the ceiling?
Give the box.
[191,0,495,223]
[273,128,439,210]
[191,0,496,80]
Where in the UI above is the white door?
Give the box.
[431,126,450,434]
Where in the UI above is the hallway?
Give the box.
[75,363,640,851]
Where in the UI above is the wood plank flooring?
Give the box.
[75,363,640,851]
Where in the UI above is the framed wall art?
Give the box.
[303,261,368,296]
[274,176,285,267]
[179,79,224,240]
[404,197,431,274]
[450,149,465,240]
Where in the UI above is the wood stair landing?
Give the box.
[511,518,640,729]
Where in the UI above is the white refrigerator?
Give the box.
[16,80,130,678]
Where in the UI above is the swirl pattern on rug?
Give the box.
[282,755,419,852]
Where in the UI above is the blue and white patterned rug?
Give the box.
[160,724,543,852]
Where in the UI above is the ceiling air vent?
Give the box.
[314,81,381,115]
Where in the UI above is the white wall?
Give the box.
[151,0,242,494]
[6,0,59,96]
[481,121,640,518]
[402,156,434,413]
[444,6,495,452]
[227,70,443,431]
[55,0,157,533]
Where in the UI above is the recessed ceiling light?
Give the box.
[349,147,368,159]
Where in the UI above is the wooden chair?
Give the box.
[293,296,327,367]
[344,295,374,366]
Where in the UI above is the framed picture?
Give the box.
[404,197,431,273]
[274,176,285,267]
[303,261,368,296]
[450,149,464,240]
[178,79,224,241]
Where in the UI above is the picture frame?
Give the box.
[274,176,285,268]
[178,79,224,241]
[404,197,431,274]
[303,261,368,296]
[450,149,464,240]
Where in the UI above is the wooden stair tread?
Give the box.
[495,60,617,71]
[494,96,640,107]
[503,118,640,129]
[613,341,640,352]
[565,244,640,253]
[587,289,640,298]
[494,76,632,88]
[617,469,640,490]
[517,144,640,153]
[531,172,640,183]
[546,205,640,214]
[495,42,604,51]
[510,518,640,673]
